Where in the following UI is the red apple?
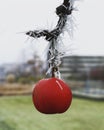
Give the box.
[32,78,72,114]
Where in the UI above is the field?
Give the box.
[0,96,104,130]
[0,84,32,96]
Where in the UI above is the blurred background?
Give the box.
[0,0,104,130]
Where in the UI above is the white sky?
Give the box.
[0,0,104,64]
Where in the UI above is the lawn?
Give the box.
[0,95,104,130]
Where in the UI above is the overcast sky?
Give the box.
[0,0,104,64]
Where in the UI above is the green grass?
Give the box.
[0,96,104,130]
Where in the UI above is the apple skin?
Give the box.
[32,78,72,114]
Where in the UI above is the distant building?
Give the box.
[60,56,104,81]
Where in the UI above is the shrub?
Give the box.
[6,74,16,83]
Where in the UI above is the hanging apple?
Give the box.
[26,0,77,114]
[32,78,72,114]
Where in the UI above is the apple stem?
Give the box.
[50,39,58,77]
